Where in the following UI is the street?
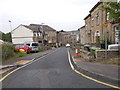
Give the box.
[2,47,111,88]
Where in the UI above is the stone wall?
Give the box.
[95,50,120,59]
[80,49,94,60]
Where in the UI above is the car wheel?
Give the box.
[26,50,30,54]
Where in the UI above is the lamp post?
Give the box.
[40,23,44,47]
[8,20,12,31]
[8,20,12,43]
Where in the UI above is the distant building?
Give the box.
[68,31,79,45]
[78,26,86,45]
[57,30,79,46]
[57,30,71,46]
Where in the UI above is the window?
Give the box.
[115,26,120,44]
[15,45,19,48]
[34,33,36,37]
[86,24,88,30]
[106,9,109,21]
[91,17,94,26]
[39,33,41,37]
[37,32,39,36]
[32,43,38,46]
[33,32,37,37]
[96,12,99,25]
[26,44,30,46]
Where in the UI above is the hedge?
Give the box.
[2,44,15,61]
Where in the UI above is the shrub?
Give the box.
[2,44,15,61]
[15,52,27,58]
[39,47,45,52]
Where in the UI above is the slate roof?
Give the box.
[23,24,56,32]
[89,2,102,13]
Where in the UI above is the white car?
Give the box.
[66,44,70,47]
[108,44,120,50]
[24,42,39,52]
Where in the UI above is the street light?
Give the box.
[8,20,12,43]
[8,20,12,31]
[40,23,44,47]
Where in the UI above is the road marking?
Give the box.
[0,49,59,82]
[67,50,120,89]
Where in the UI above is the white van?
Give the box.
[24,42,39,52]
[108,44,120,50]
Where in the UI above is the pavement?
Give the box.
[69,49,120,86]
[0,48,56,74]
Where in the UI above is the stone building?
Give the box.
[68,31,79,46]
[84,14,92,44]
[78,2,120,46]
[57,31,71,46]
[78,26,86,45]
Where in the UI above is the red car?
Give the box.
[15,44,31,54]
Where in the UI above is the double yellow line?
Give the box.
[0,49,58,82]
[67,50,120,89]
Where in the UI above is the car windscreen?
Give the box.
[19,45,24,48]
[32,43,38,46]
[15,45,19,48]
[26,44,30,46]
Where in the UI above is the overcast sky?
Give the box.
[0,0,100,33]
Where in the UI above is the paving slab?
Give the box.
[69,48,119,85]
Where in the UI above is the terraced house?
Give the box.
[79,2,120,46]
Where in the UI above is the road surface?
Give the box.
[2,47,111,88]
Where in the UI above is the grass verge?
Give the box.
[101,60,120,65]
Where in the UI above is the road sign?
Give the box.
[104,23,108,27]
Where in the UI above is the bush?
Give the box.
[39,47,45,52]
[15,52,27,58]
[2,44,15,61]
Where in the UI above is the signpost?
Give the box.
[104,23,108,59]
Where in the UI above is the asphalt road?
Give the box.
[2,47,112,88]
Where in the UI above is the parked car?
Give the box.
[108,44,120,50]
[84,45,91,52]
[15,44,30,54]
[24,42,39,52]
[66,44,70,47]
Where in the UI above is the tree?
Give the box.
[2,32,12,42]
[0,31,3,40]
[101,1,120,24]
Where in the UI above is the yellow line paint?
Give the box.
[0,49,58,82]
[67,50,120,89]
